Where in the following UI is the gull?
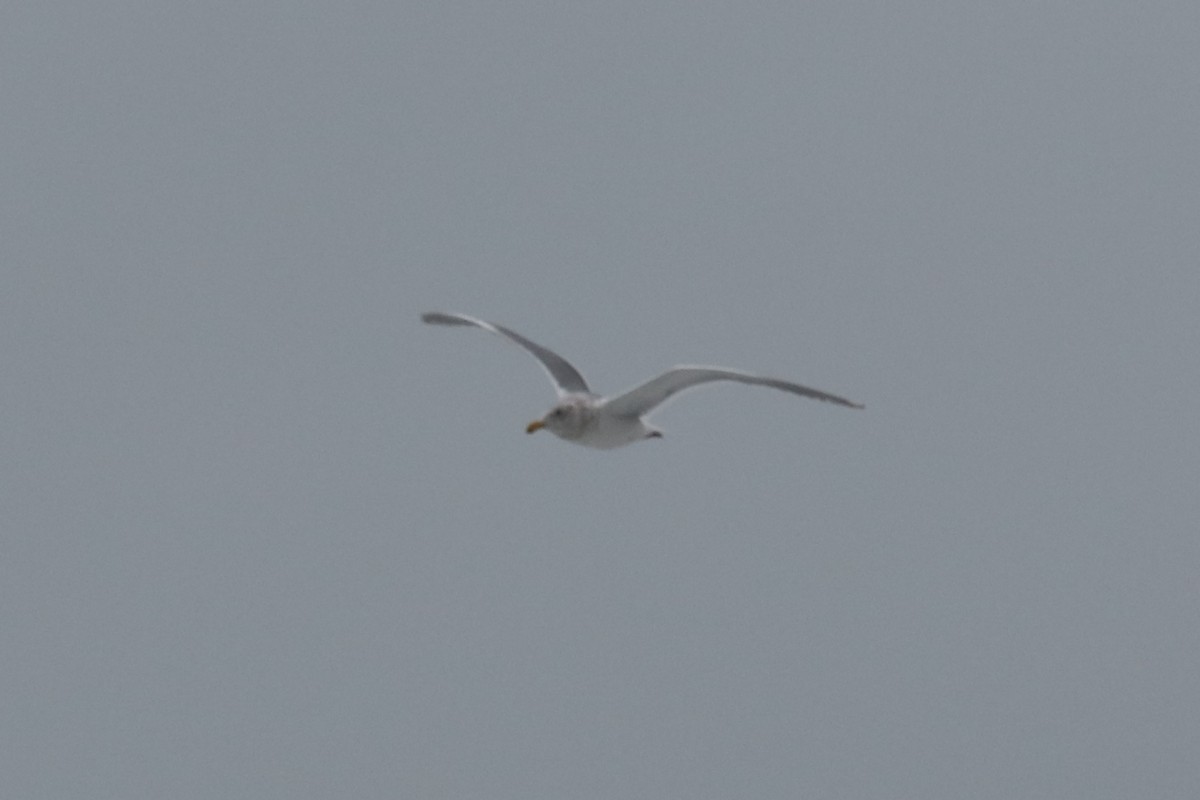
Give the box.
[422,311,862,449]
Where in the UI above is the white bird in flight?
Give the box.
[422,312,862,449]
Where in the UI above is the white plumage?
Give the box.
[422,311,862,449]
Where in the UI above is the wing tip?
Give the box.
[421,311,469,326]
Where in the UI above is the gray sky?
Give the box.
[3,2,1198,798]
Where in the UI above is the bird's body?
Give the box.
[526,393,662,449]
[422,311,861,449]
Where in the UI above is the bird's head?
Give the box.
[526,397,590,441]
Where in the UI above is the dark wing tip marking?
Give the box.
[421,312,470,326]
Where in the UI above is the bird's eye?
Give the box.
[551,408,564,417]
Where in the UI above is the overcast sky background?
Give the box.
[3,2,1198,798]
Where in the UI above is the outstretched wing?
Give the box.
[421,312,591,397]
[601,366,862,417]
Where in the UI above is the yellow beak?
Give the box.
[526,419,545,434]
